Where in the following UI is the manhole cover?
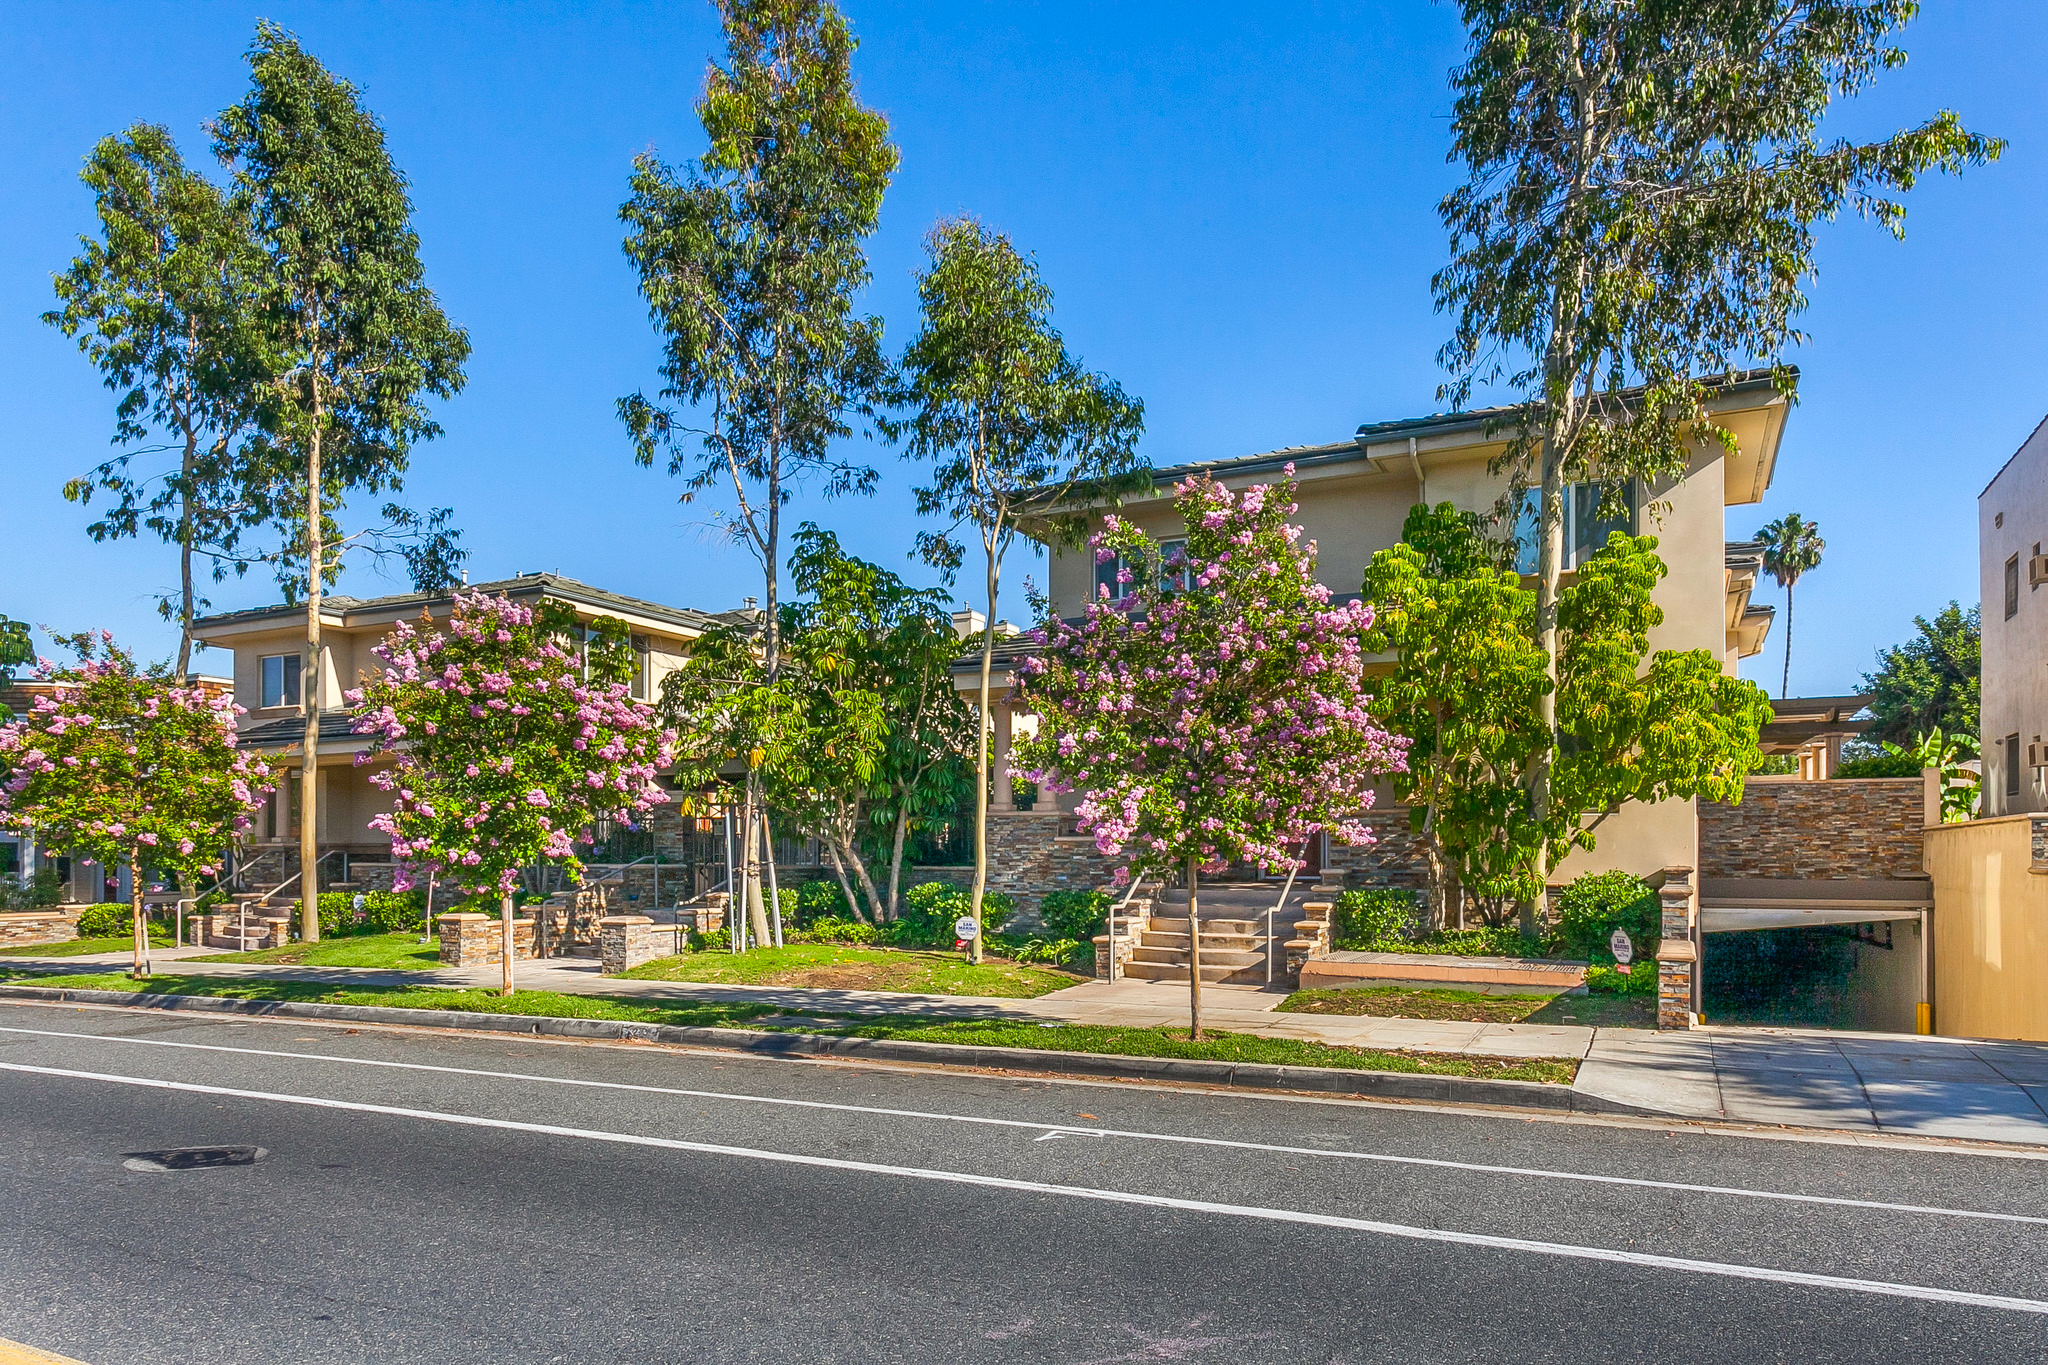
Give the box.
[122,1146,267,1172]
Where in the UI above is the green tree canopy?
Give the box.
[619,0,897,683]
[1863,601,1979,747]
[885,216,1145,960]
[1364,506,1772,927]
[45,123,274,677]
[1434,0,2000,913]
[213,19,471,941]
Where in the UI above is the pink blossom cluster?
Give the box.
[1014,469,1409,879]
[349,591,678,898]
[0,638,271,877]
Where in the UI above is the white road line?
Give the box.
[1,1021,2038,1228]
[4,1058,2044,1317]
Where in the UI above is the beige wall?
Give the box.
[1042,441,1738,884]
[1980,419,2048,815]
[1924,813,2048,1041]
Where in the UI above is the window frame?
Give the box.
[259,653,302,709]
[2007,554,2022,620]
[1515,480,1638,576]
[2008,733,2023,801]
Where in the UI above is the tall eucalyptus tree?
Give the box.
[214,21,470,941]
[1435,0,1999,927]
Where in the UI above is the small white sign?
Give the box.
[1609,928,1633,966]
[352,893,367,913]
[954,915,980,940]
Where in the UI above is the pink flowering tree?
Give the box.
[1013,470,1408,1036]
[0,632,271,978]
[351,592,675,995]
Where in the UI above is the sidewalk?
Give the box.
[14,951,2048,1142]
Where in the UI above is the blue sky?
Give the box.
[3,2,2042,698]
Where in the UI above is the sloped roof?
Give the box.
[193,573,750,639]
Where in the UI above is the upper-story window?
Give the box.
[2006,554,2021,620]
[260,653,301,709]
[631,635,651,701]
[1515,481,1637,575]
[1094,538,1189,601]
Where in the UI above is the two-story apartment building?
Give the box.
[964,372,1792,902]
[190,573,754,888]
[1979,414,2048,813]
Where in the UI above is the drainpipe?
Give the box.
[1918,908,1934,1035]
[1407,437,1425,505]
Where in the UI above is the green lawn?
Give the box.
[1280,984,1653,1030]
[0,934,170,958]
[618,943,1085,998]
[189,932,443,971]
[804,1015,1578,1083]
[0,969,1576,1082]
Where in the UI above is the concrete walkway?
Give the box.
[15,951,2048,1142]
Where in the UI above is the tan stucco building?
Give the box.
[972,372,1793,893]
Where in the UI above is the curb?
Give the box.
[0,983,1659,1118]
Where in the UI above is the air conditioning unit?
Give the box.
[2029,741,2047,770]
[2029,554,2048,587]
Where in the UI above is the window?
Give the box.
[1093,539,1190,601]
[2007,555,2021,620]
[631,635,651,701]
[2007,734,2022,801]
[260,653,301,709]
[1515,481,1637,575]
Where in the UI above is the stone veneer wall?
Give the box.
[0,911,78,949]
[980,810,1126,913]
[1319,811,1429,890]
[1698,778,1926,881]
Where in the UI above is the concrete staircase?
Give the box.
[1119,885,1307,985]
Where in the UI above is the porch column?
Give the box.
[991,695,1015,812]
[1654,866,1698,1030]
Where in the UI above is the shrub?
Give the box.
[1332,888,1422,951]
[1409,925,1543,957]
[1038,889,1112,943]
[74,903,129,938]
[690,927,733,952]
[993,934,1087,968]
[1554,871,1660,962]
[806,915,879,945]
[1834,749,1922,779]
[793,880,855,928]
[893,881,1015,946]
[0,868,61,910]
[316,890,427,938]
[1586,961,1656,995]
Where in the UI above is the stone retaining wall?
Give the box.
[0,911,77,949]
[1320,811,1428,890]
[1699,778,1927,881]
[437,913,536,966]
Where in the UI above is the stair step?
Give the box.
[1120,962,1258,983]
[1147,917,1263,935]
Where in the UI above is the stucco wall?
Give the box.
[1924,813,2048,1041]
[1980,418,2048,815]
[1698,777,1928,881]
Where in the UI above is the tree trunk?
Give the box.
[1185,853,1204,1041]
[968,543,1000,966]
[420,873,435,945]
[823,842,869,925]
[300,363,325,944]
[1781,582,1795,700]
[744,795,771,950]
[1525,435,1566,941]
[840,831,887,926]
[499,891,515,996]
[176,428,198,681]
[885,801,911,922]
[128,849,147,980]
[762,811,784,948]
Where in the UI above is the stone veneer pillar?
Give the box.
[437,912,536,967]
[1654,866,1697,1030]
[599,915,664,975]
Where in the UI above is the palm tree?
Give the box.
[1757,513,1825,699]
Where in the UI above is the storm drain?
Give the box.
[122,1146,267,1173]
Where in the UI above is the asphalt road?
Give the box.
[1,1000,2043,1364]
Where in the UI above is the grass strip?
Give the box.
[0,970,1577,1083]
[792,1015,1578,1084]
[1280,985,1558,1023]
[0,935,171,958]
[618,944,1084,998]
[188,932,444,971]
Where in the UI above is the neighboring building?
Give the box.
[965,371,1794,901]
[189,573,753,891]
[1978,413,2048,814]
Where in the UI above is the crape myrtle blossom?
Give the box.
[0,632,273,975]
[350,592,676,901]
[1013,470,1407,880]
